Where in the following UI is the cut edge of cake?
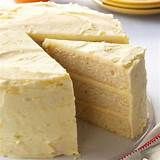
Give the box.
[42,39,147,139]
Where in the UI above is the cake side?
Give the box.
[42,39,147,138]
[0,30,78,158]
[0,2,128,44]
[128,57,147,138]
[0,77,78,158]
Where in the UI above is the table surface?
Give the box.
[1,0,160,159]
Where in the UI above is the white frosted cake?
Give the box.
[0,30,78,158]
[0,2,128,44]
[43,39,147,138]
[0,2,148,159]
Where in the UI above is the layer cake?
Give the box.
[43,39,147,138]
[0,2,148,158]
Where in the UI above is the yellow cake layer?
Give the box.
[76,100,147,138]
[0,2,128,44]
[71,72,146,117]
[71,71,147,138]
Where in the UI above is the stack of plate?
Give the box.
[93,0,160,15]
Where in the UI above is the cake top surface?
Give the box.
[43,39,145,68]
[0,2,128,43]
[0,30,67,83]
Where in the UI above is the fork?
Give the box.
[119,123,160,160]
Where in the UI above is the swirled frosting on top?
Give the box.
[0,2,128,44]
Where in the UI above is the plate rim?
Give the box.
[103,0,160,9]
[102,0,160,5]
[93,0,160,15]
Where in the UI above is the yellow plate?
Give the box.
[103,0,160,4]
[94,0,160,15]
[103,0,160,9]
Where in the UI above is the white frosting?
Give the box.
[0,30,78,158]
[0,2,128,43]
[0,30,67,83]
[43,39,144,68]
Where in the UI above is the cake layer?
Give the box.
[43,39,147,138]
[0,2,128,44]
[76,100,147,138]
[71,72,146,117]
[0,30,78,158]
[43,39,145,90]
[71,72,129,114]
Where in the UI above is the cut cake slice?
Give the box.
[0,30,78,158]
[0,2,128,44]
[43,39,147,139]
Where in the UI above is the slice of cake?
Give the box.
[43,39,147,139]
[0,2,128,44]
[0,30,78,158]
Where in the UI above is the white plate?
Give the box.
[93,0,160,15]
[0,100,155,160]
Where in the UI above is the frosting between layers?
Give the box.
[70,72,128,94]
[76,99,146,138]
